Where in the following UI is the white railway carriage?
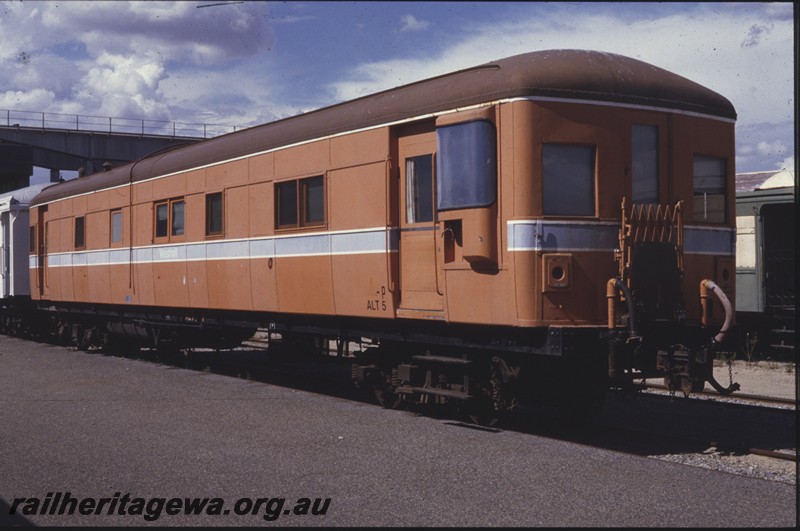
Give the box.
[1,183,53,333]
[1,184,52,301]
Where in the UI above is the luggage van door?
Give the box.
[397,123,444,318]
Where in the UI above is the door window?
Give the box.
[405,155,433,224]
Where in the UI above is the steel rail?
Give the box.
[643,382,796,408]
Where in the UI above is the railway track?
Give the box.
[610,423,797,463]
[641,382,796,409]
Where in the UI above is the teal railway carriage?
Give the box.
[735,170,795,359]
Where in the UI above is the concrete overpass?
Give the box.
[0,109,238,193]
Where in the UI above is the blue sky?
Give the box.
[0,1,794,179]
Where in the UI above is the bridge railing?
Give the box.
[2,109,240,138]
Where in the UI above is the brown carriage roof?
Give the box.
[32,49,736,206]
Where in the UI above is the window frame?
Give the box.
[301,175,325,226]
[110,209,123,246]
[205,192,224,238]
[542,143,597,217]
[154,197,185,243]
[74,216,85,250]
[435,119,498,212]
[405,154,435,224]
[171,200,185,237]
[275,175,326,231]
[631,124,660,205]
[692,154,727,224]
[275,180,299,230]
[155,202,169,239]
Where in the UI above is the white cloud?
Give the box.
[126,0,195,21]
[3,53,83,99]
[329,4,793,172]
[763,2,794,20]
[0,88,55,110]
[776,155,794,172]
[158,69,276,127]
[0,2,793,173]
[335,6,791,118]
[399,15,430,32]
[0,1,274,122]
[75,52,170,119]
[740,22,773,47]
[757,140,787,156]
[46,2,272,66]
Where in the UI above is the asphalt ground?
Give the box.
[1,334,796,527]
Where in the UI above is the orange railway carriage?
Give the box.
[28,50,738,417]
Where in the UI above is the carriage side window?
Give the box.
[303,176,325,225]
[111,210,123,244]
[542,144,596,216]
[29,226,36,253]
[436,120,497,211]
[275,176,325,229]
[406,155,434,223]
[155,202,169,238]
[171,200,185,236]
[74,216,85,249]
[206,192,224,236]
[693,155,726,223]
[276,181,298,229]
[154,198,185,241]
[632,125,659,204]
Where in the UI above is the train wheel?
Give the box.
[77,326,99,352]
[468,356,519,426]
[680,375,705,395]
[467,396,501,427]
[373,384,402,409]
[56,321,71,346]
